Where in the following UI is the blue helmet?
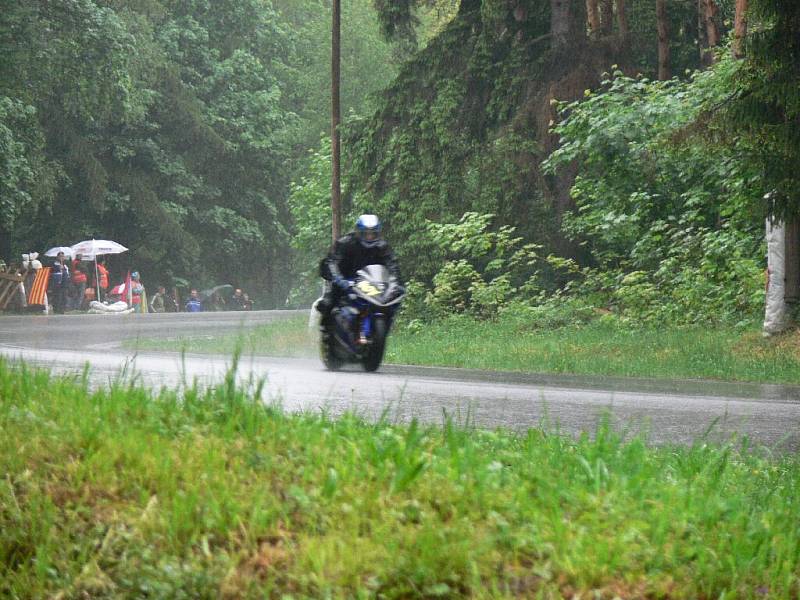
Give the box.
[356,214,382,248]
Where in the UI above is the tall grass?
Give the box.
[1,358,798,598]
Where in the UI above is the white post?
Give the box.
[764,218,789,335]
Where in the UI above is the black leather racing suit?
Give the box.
[318,232,402,318]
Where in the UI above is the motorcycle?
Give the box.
[320,264,405,372]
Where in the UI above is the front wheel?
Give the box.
[362,316,387,372]
[320,322,343,371]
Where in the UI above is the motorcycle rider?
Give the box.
[317,214,403,322]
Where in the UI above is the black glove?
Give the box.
[389,280,405,297]
[334,277,353,291]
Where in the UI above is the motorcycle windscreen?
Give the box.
[357,264,390,283]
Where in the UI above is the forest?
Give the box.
[2,0,799,321]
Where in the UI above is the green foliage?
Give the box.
[287,139,334,304]
[275,0,399,153]
[0,0,294,298]
[0,98,54,231]
[427,259,483,315]
[0,0,398,305]
[345,0,719,292]
[417,212,540,318]
[544,61,766,325]
[373,0,419,41]
[371,0,460,45]
[403,54,774,326]
[345,2,555,286]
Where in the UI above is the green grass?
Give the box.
[387,316,800,384]
[132,314,800,384]
[131,315,318,358]
[1,358,799,598]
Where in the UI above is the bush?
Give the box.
[500,296,600,330]
[425,260,482,317]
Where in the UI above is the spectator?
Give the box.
[164,288,179,312]
[69,253,88,310]
[23,254,35,303]
[185,289,203,312]
[130,271,145,312]
[150,285,166,313]
[242,293,253,310]
[3,259,27,311]
[230,288,247,310]
[204,291,226,312]
[49,251,70,314]
[96,257,109,301]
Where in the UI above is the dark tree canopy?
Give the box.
[0,0,396,303]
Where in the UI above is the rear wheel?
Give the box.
[320,321,343,371]
[362,317,387,372]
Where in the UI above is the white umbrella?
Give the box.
[71,239,129,302]
[71,239,128,260]
[44,246,74,258]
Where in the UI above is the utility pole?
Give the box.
[331,0,342,242]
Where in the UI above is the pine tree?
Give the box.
[729,0,800,215]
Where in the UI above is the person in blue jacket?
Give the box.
[185,288,203,312]
[50,251,71,314]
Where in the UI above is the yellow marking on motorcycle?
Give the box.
[357,281,380,296]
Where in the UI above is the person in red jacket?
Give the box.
[96,257,110,301]
[69,253,88,310]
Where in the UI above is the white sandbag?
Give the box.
[763,218,789,335]
[88,300,133,314]
[88,307,134,315]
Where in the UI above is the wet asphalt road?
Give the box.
[1,311,799,450]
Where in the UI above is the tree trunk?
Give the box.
[697,0,707,62]
[599,0,613,35]
[704,0,720,47]
[701,0,720,65]
[656,0,670,80]
[331,0,342,242]
[551,0,571,49]
[586,0,600,37]
[616,0,629,41]
[733,0,748,57]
